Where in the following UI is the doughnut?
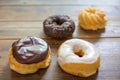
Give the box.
[43,15,75,39]
[9,36,52,74]
[57,39,100,77]
[78,8,107,30]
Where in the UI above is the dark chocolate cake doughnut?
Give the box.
[43,15,75,39]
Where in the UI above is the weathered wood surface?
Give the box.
[0,0,120,80]
[0,6,120,21]
[0,0,119,6]
[0,39,120,80]
[0,21,120,39]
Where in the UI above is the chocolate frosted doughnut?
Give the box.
[43,15,75,39]
[9,36,52,74]
[12,36,48,64]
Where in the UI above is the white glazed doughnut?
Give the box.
[57,39,100,77]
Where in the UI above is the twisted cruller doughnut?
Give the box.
[57,39,100,77]
[78,8,107,30]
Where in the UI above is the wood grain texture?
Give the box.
[0,0,120,80]
[0,39,120,80]
[0,21,120,39]
[0,0,120,6]
[0,6,120,21]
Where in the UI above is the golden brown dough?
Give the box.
[9,47,51,74]
[78,8,107,30]
[57,39,100,77]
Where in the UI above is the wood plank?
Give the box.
[0,0,120,80]
[0,21,120,39]
[0,21,120,29]
[0,0,120,6]
[0,6,120,21]
[0,38,120,80]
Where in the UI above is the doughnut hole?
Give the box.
[52,16,69,26]
[53,21,62,25]
[57,20,63,25]
[75,50,84,57]
[52,19,63,26]
[73,45,84,57]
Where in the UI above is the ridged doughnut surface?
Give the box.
[78,8,107,30]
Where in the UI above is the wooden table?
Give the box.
[0,0,120,80]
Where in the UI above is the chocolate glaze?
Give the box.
[12,36,48,64]
[43,15,75,39]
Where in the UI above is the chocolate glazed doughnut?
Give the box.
[9,36,52,74]
[12,36,48,64]
[43,15,75,39]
